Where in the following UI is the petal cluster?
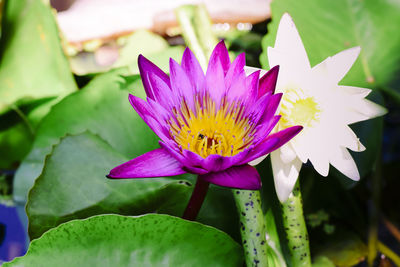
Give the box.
[108,42,302,190]
[247,13,386,201]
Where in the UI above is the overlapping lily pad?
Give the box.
[13,70,158,203]
[26,132,192,239]
[5,214,244,267]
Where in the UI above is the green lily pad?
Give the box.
[261,0,400,89]
[27,132,192,239]
[13,69,158,203]
[5,214,243,267]
[0,0,77,114]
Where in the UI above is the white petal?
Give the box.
[309,155,330,177]
[280,143,297,163]
[304,127,331,177]
[352,99,387,121]
[244,66,267,77]
[329,146,360,181]
[249,154,268,166]
[338,85,372,98]
[312,47,360,83]
[337,125,366,152]
[271,13,310,70]
[271,149,302,202]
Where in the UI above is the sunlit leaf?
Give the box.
[6,214,244,267]
[0,0,77,114]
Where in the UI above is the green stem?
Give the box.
[368,146,382,266]
[175,4,218,71]
[10,104,34,135]
[281,181,311,267]
[234,190,269,267]
[377,241,400,266]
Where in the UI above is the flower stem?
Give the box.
[175,4,218,71]
[182,177,210,220]
[281,180,311,267]
[233,190,269,267]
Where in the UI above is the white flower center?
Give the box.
[279,88,320,129]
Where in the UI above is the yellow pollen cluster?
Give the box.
[279,88,320,129]
[169,95,256,158]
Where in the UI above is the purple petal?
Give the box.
[170,58,195,110]
[107,148,186,178]
[208,41,231,75]
[225,52,245,88]
[129,94,172,142]
[240,136,280,164]
[244,125,303,163]
[200,149,251,172]
[253,115,281,144]
[138,55,170,99]
[147,72,177,110]
[245,93,272,126]
[206,55,226,106]
[200,164,261,190]
[256,93,282,127]
[244,70,260,105]
[258,65,279,98]
[181,48,205,94]
[160,143,208,175]
[226,70,247,101]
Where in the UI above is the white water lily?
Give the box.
[246,13,387,202]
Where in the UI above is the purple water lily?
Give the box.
[107,42,301,217]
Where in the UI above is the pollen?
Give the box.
[279,88,320,129]
[168,94,256,158]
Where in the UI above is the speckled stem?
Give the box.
[233,190,269,267]
[182,177,210,221]
[281,181,311,267]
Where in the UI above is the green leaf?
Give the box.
[261,0,400,89]
[312,256,335,267]
[13,69,158,203]
[5,214,243,267]
[26,132,192,239]
[0,98,59,169]
[0,0,77,114]
[313,230,367,267]
[0,122,32,169]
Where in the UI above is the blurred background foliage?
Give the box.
[0,0,399,266]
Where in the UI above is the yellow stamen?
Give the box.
[169,94,255,158]
[279,88,320,129]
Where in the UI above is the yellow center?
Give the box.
[279,89,320,129]
[168,95,256,158]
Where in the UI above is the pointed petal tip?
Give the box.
[137,54,150,67]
